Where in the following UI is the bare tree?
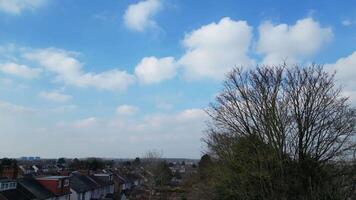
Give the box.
[142,149,167,199]
[205,64,356,199]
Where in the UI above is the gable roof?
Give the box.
[90,175,113,187]
[70,174,99,193]
[18,177,55,199]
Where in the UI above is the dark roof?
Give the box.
[0,189,34,200]
[70,174,99,193]
[0,178,13,183]
[18,177,55,199]
[113,174,127,184]
[90,175,113,187]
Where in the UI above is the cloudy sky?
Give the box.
[0,0,355,159]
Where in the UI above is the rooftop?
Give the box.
[36,176,69,180]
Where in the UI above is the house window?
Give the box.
[64,179,69,186]
[10,182,16,188]
[58,180,62,188]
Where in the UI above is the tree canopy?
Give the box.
[202,65,356,200]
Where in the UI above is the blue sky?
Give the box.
[0,0,355,159]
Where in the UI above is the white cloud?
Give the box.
[39,91,72,103]
[123,0,162,32]
[73,117,100,128]
[116,104,139,116]
[257,18,333,65]
[325,51,356,105]
[0,0,46,15]
[341,19,353,26]
[24,48,135,91]
[0,101,34,114]
[179,17,254,80]
[0,104,208,158]
[135,56,177,84]
[326,51,356,85]
[156,101,173,110]
[50,105,77,113]
[0,62,41,79]
[110,108,208,157]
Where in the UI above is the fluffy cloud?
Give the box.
[326,51,356,85]
[109,108,207,157]
[123,0,162,32]
[24,48,135,91]
[325,51,356,105]
[257,18,333,65]
[0,62,41,79]
[135,56,177,84]
[0,0,46,15]
[39,91,72,103]
[0,107,207,158]
[116,104,139,116]
[72,117,100,129]
[179,17,254,80]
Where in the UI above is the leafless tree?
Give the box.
[205,64,356,199]
[142,149,165,199]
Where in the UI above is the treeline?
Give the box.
[67,158,114,170]
[0,158,18,171]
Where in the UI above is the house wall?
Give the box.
[70,189,79,200]
[0,181,17,191]
[70,189,92,200]
[1,167,17,179]
[109,184,114,194]
[90,186,113,199]
[54,194,70,200]
[91,188,101,199]
[37,179,70,196]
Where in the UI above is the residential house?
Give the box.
[90,173,114,199]
[0,166,17,179]
[17,177,56,200]
[0,178,17,192]
[18,165,35,177]
[36,176,71,200]
[69,174,98,200]
[0,178,32,200]
[111,173,128,200]
[32,165,43,174]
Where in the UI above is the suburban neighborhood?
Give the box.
[0,157,198,200]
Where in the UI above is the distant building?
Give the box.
[20,157,41,161]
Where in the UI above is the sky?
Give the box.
[0,0,355,159]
